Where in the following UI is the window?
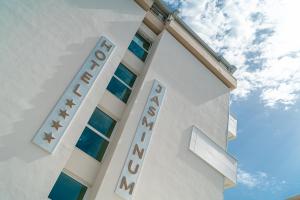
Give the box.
[76,127,109,161]
[128,32,151,61]
[49,172,87,200]
[107,63,137,103]
[76,108,116,162]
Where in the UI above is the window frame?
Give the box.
[75,107,117,163]
[49,170,88,200]
[86,107,116,139]
[129,32,152,62]
[62,169,88,188]
[134,32,152,54]
[107,62,137,103]
[112,63,136,90]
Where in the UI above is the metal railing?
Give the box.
[150,2,168,22]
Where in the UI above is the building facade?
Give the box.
[0,0,238,199]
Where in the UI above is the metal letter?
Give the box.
[73,84,82,97]
[142,116,154,131]
[101,40,113,52]
[90,60,99,70]
[128,160,139,174]
[95,50,106,61]
[141,132,146,142]
[81,71,93,84]
[155,84,162,93]
[133,144,144,159]
[119,176,135,195]
[147,106,156,116]
[150,96,159,107]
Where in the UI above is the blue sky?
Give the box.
[226,93,300,199]
[163,0,300,199]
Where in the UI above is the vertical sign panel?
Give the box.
[32,36,115,153]
[115,80,166,200]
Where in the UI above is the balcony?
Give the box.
[228,114,237,140]
[189,126,237,189]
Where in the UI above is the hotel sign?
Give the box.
[32,36,115,153]
[115,80,166,200]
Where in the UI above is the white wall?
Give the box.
[0,1,231,198]
[94,31,230,200]
[0,0,145,199]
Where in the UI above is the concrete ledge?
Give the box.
[228,114,237,141]
[189,126,237,189]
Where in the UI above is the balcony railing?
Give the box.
[150,2,168,22]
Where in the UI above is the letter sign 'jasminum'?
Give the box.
[115,80,166,200]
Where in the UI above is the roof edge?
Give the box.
[156,0,237,74]
[135,0,237,90]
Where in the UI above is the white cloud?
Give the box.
[237,168,261,188]
[164,0,300,108]
[237,168,286,191]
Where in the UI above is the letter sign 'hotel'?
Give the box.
[0,0,238,200]
[32,37,114,153]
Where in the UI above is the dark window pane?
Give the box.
[107,77,132,103]
[133,33,151,51]
[48,172,87,200]
[76,127,109,161]
[88,108,116,138]
[114,64,136,87]
[128,40,148,61]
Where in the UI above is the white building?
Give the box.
[0,0,238,199]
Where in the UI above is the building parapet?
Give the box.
[135,0,237,90]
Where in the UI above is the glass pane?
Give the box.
[107,76,132,103]
[133,33,151,51]
[48,172,87,200]
[128,40,148,62]
[76,127,109,161]
[88,108,116,138]
[114,63,136,87]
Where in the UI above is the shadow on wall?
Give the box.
[0,37,100,163]
[64,0,141,14]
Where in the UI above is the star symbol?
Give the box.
[59,109,69,119]
[51,120,62,130]
[66,99,75,108]
[43,132,55,144]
